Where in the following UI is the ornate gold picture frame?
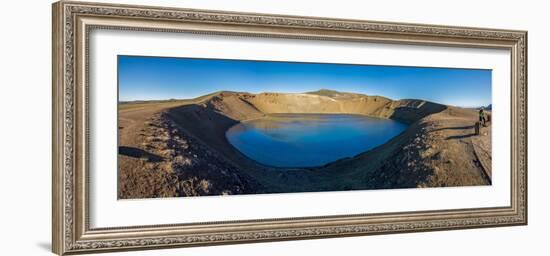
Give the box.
[52,1,527,255]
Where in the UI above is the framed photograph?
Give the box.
[52,1,527,255]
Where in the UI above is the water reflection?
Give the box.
[226,114,408,168]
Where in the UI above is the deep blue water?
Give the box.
[225,114,408,168]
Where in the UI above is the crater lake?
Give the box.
[226,114,408,168]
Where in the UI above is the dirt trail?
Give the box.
[410,108,491,187]
[471,120,493,181]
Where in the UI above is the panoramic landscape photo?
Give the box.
[117,55,493,199]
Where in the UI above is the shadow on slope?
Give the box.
[118,146,164,162]
[389,100,448,123]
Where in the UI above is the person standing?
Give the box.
[478,107,486,126]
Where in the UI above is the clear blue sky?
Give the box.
[118,55,491,107]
